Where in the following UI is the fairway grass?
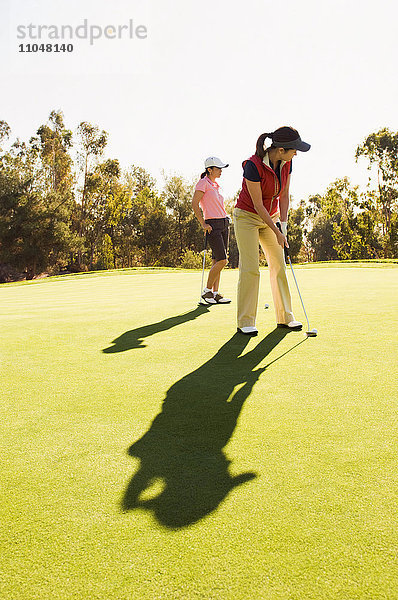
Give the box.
[1,265,397,599]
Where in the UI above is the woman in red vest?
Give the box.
[234,126,310,336]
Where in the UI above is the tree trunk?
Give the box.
[89,241,94,271]
[78,155,88,270]
[26,260,36,280]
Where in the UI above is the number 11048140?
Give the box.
[19,43,74,53]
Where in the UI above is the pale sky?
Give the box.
[1,0,397,204]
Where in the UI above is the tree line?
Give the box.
[0,110,397,282]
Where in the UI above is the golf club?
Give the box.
[198,233,208,305]
[276,223,317,337]
[287,253,318,337]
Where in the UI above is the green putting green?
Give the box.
[1,265,397,600]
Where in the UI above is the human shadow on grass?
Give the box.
[122,328,300,529]
[102,305,210,353]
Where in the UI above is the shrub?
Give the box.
[180,249,212,269]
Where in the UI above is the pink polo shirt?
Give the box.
[195,176,228,220]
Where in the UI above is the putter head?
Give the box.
[306,329,318,337]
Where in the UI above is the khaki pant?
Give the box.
[233,207,295,328]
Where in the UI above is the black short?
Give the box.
[205,217,229,262]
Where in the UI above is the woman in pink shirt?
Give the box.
[192,156,231,304]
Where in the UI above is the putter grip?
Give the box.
[275,221,289,261]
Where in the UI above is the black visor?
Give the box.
[274,136,311,152]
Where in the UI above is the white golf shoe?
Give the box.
[214,293,231,304]
[237,326,258,336]
[277,320,303,331]
[201,290,217,304]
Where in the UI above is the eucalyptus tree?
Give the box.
[75,121,108,267]
[84,158,133,269]
[0,120,11,146]
[162,173,202,263]
[356,128,398,256]
[307,178,364,261]
[0,121,77,279]
[32,110,74,194]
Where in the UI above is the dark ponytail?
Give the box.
[200,167,212,179]
[255,132,274,159]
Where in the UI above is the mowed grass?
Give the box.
[1,265,397,600]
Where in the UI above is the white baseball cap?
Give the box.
[204,156,229,169]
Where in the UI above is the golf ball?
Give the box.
[264,303,270,309]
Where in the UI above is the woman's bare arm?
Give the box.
[279,173,291,223]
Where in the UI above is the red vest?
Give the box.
[236,154,291,215]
